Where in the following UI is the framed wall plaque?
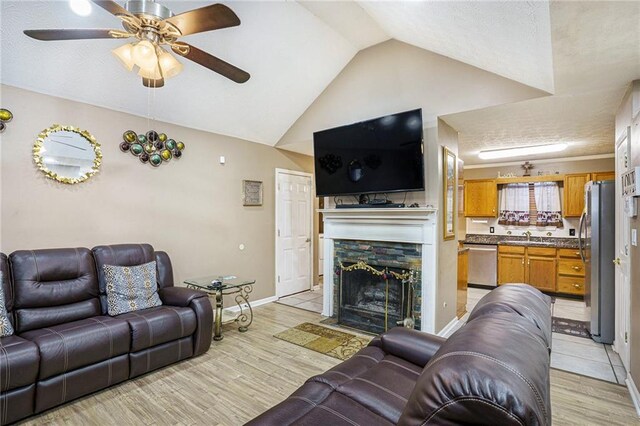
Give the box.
[243,180,263,206]
[443,147,457,241]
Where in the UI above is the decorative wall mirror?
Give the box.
[33,124,102,184]
[443,147,457,240]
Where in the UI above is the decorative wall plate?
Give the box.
[33,124,102,184]
[120,130,185,167]
[243,180,263,206]
[0,108,13,132]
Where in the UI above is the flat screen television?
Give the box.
[313,109,424,197]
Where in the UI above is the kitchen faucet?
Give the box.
[523,230,532,241]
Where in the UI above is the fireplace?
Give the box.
[338,262,412,334]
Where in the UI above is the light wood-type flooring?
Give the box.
[21,303,639,425]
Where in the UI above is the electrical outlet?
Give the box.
[489,226,495,234]
[632,229,638,247]
[569,229,576,236]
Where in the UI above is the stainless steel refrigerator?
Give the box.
[579,180,615,344]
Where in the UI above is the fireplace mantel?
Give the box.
[320,207,438,333]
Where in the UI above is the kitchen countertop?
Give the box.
[462,233,580,249]
[458,247,470,254]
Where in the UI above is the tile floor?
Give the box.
[276,285,323,314]
[466,287,627,384]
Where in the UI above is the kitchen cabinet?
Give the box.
[564,173,591,217]
[457,249,468,318]
[498,246,526,284]
[498,246,556,292]
[464,179,498,217]
[592,171,615,182]
[557,248,585,295]
[526,247,557,292]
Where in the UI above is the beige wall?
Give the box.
[0,85,314,305]
[435,119,459,331]
[617,81,640,392]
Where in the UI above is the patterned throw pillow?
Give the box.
[0,270,15,337]
[103,261,162,316]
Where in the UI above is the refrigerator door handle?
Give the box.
[578,210,586,263]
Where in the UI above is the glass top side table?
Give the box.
[184,275,256,341]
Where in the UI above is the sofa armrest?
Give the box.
[371,327,447,367]
[159,286,206,307]
[159,287,213,356]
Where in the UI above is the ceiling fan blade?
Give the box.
[163,4,240,37]
[142,77,165,88]
[24,29,121,41]
[91,0,132,17]
[171,43,250,84]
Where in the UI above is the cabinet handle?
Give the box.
[528,259,530,266]
[572,266,581,271]
[574,252,580,256]
[522,259,524,265]
[573,283,581,289]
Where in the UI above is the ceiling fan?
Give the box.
[24,0,250,88]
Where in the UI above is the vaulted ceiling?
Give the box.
[1,1,637,165]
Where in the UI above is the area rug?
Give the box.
[552,316,591,339]
[274,322,372,360]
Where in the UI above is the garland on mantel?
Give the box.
[336,260,412,281]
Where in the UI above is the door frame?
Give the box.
[274,168,314,298]
[614,126,631,368]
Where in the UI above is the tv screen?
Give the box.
[313,109,424,197]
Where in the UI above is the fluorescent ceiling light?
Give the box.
[69,0,92,16]
[478,143,568,160]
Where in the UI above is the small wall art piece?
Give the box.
[443,146,457,241]
[0,108,13,132]
[243,180,263,206]
[119,130,185,167]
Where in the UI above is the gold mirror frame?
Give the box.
[33,124,102,184]
[443,146,457,241]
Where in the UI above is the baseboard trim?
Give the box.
[224,295,278,313]
[437,317,461,338]
[627,374,640,417]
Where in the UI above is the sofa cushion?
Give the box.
[0,335,39,391]
[116,305,196,352]
[103,261,162,316]
[398,313,551,426]
[21,316,130,380]
[468,284,553,348]
[0,271,14,336]
[10,248,101,332]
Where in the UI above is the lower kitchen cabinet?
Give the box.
[557,248,586,296]
[498,245,556,292]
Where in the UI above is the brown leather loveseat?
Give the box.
[248,284,552,425]
[0,244,213,425]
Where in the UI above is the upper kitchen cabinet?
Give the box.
[592,171,616,182]
[563,173,590,217]
[464,179,498,217]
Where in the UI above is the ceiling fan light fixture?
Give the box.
[68,0,92,17]
[157,48,183,79]
[132,40,158,70]
[137,62,163,81]
[112,43,135,71]
[478,143,568,160]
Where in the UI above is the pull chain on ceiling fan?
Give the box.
[24,0,250,87]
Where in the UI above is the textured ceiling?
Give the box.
[0,1,358,145]
[276,40,546,156]
[445,0,640,165]
[358,0,554,93]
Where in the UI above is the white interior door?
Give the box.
[614,127,631,369]
[276,170,313,297]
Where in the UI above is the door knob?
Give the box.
[306,238,311,243]
[613,258,621,265]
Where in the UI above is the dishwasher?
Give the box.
[465,244,498,287]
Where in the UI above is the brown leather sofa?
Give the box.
[248,284,552,425]
[0,244,213,425]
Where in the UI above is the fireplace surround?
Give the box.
[320,207,438,333]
